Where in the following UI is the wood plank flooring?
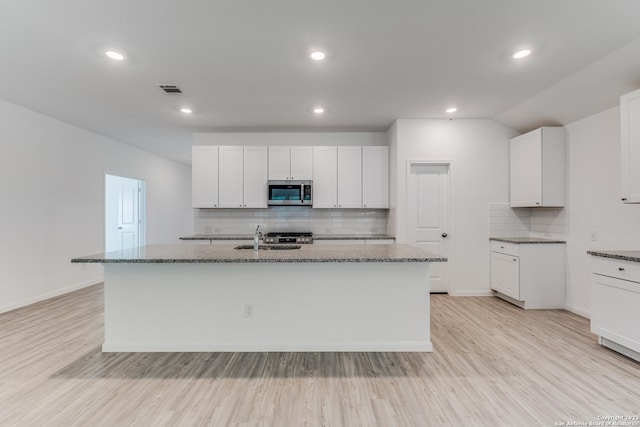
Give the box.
[1,284,638,426]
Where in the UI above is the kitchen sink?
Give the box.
[234,244,302,250]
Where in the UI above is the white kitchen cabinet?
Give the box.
[620,88,640,203]
[192,146,219,208]
[590,256,640,362]
[509,127,565,207]
[219,146,267,208]
[490,241,565,309]
[312,146,338,208]
[243,146,268,208]
[490,250,520,300]
[268,146,290,180]
[362,146,389,208]
[291,146,313,180]
[337,146,362,208]
[268,146,312,180]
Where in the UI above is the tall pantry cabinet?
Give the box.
[621,88,640,203]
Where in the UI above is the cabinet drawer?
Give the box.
[490,251,520,300]
[592,257,640,283]
[490,241,520,256]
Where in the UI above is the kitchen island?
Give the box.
[72,244,446,352]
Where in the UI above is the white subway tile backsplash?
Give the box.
[488,203,567,238]
[193,207,389,235]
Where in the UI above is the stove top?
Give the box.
[263,231,313,244]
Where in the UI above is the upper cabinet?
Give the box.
[312,146,389,209]
[362,146,389,208]
[268,146,312,180]
[219,146,268,208]
[509,127,565,207]
[621,88,640,203]
[192,144,389,210]
[192,146,219,208]
[312,146,338,208]
[337,146,363,208]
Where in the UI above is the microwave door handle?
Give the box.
[301,183,304,203]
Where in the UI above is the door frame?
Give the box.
[405,160,455,294]
[104,173,146,252]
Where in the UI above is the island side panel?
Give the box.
[103,262,432,352]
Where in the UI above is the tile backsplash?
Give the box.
[193,207,389,235]
[488,203,567,237]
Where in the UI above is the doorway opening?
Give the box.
[406,162,452,294]
[105,174,146,252]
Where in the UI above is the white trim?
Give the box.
[103,340,433,353]
[405,160,455,294]
[451,290,494,297]
[0,277,103,314]
[563,303,590,319]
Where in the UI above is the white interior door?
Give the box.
[407,164,450,293]
[106,174,144,252]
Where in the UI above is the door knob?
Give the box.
[441,233,448,238]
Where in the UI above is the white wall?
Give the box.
[565,106,640,316]
[193,132,387,146]
[390,119,519,296]
[0,98,192,313]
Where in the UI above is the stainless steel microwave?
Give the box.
[267,180,312,206]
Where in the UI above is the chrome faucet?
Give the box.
[253,225,261,251]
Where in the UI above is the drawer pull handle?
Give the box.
[500,246,505,249]
[618,267,625,271]
[513,258,517,262]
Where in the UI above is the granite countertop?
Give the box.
[71,243,446,264]
[179,234,395,241]
[489,237,567,244]
[587,250,640,263]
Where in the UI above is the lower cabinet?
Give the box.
[490,250,520,300]
[591,257,640,362]
[490,241,565,309]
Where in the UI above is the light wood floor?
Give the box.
[1,285,638,426]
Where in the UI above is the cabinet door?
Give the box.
[192,146,219,208]
[510,130,542,207]
[621,89,640,203]
[243,146,268,208]
[290,146,313,180]
[218,146,244,208]
[337,146,362,208]
[268,146,290,180]
[490,251,520,299]
[312,146,338,208]
[362,146,389,208]
[592,273,640,353]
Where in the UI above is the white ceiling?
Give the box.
[2,0,640,164]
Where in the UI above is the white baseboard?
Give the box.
[102,340,433,353]
[450,290,494,297]
[0,277,103,314]
[563,304,590,319]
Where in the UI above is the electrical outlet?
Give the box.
[590,231,599,242]
[243,304,254,318]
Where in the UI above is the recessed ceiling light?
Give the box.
[310,51,326,61]
[512,49,532,59]
[180,107,193,114]
[446,107,457,113]
[313,107,325,114]
[105,50,125,61]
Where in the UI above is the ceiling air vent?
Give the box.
[156,84,183,94]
